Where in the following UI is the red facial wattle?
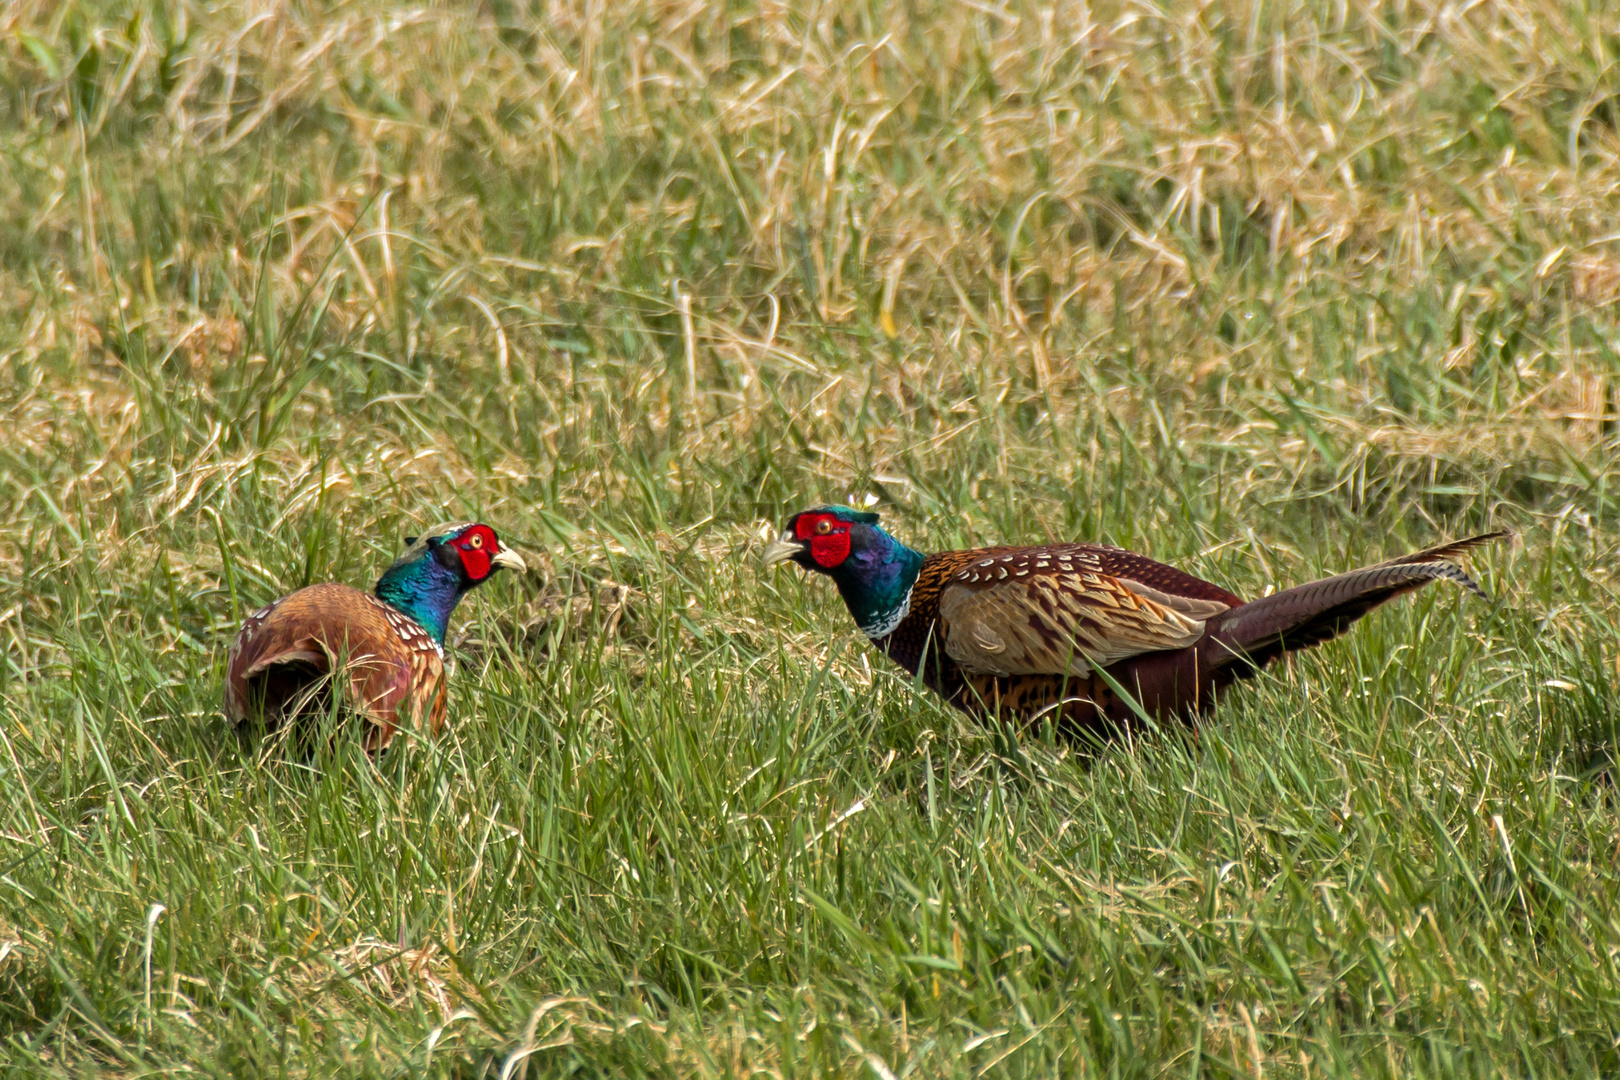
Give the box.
[460,547,492,580]
[454,525,499,581]
[795,514,852,568]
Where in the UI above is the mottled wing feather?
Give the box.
[1073,545,1244,608]
[426,673,449,731]
[936,545,1237,678]
[1117,579,1237,622]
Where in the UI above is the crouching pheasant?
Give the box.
[763,507,1503,736]
[225,522,525,752]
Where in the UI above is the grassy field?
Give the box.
[2,0,1620,1073]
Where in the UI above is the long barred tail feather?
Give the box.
[1205,532,1504,675]
[1370,529,1511,571]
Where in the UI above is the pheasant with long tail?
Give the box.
[763,507,1503,735]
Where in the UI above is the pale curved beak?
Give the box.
[492,547,527,573]
[761,533,808,569]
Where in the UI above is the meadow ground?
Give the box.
[2,0,1620,1074]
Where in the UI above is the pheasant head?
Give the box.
[373,521,526,644]
[763,506,924,639]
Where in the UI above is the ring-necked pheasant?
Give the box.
[763,507,1504,736]
[225,521,525,752]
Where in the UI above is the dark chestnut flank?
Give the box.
[764,507,1504,737]
[224,521,525,752]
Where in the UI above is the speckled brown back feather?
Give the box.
[936,545,1236,676]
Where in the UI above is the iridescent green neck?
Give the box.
[373,553,465,644]
[831,530,925,640]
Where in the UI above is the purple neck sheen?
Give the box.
[829,524,925,640]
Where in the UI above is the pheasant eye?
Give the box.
[815,519,833,535]
[467,534,484,549]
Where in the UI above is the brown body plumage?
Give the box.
[765,507,1504,737]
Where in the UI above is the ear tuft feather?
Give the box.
[385,521,476,574]
[809,505,881,526]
